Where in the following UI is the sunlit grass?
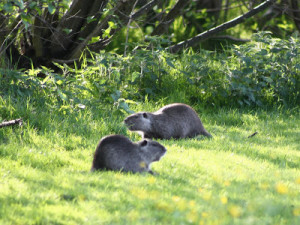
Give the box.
[0,102,299,224]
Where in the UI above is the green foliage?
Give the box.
[227,32,300,106]
[1,32,299,114]
[1,0,69,28]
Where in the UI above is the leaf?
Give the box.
[125,99,137,105]
[4,3,13,12]
[28,2,37,9]
[270,48,281,53]
[48,4,56,15]
[63,29,72,34]
[119,101,134,114]
[258,49,268,56]
[166,59,175,68]
[242,68,253,74]
[111,90,121,101]
[57,88,68,101]
[131,72,140,82]
[242,56,251,67]
[263,77,273,83]
[15,0,25,10]
[89,36,100,44]
[42,76,51,84]
[102,27,112,39]
[87,16,96,24]
[56,80,63,85]
[108,21,117,29]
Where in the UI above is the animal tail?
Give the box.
[201,129,213,138]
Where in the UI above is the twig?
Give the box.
[248,132,258,138]
[0,118,23,128]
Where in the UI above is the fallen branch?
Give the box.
[0,118,23,128]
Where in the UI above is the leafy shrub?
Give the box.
[226,31,300,106]
[0,32,299,114]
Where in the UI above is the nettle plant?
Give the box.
[226,31,300,106]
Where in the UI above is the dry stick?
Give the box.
[167,0,276,53]
[0,119,23,128]
[248,132,258,138]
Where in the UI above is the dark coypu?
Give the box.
[91,135,166,173]
[124,103,212,139]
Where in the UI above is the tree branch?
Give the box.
[49,0,98,56]
[75,0,109,43]
[167,0,276,53]
[131,0,160,20]
[82,0,160,55]
[151,0,190,36]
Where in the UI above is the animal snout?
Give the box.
[123,118,133,128]
[123,118,130,124]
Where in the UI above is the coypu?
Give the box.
[91,135,166,173]
[124,103,212,139]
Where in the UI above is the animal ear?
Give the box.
[141,140,148,147]
[143,113,148,118]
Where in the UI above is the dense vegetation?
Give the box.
[1,32,299,115]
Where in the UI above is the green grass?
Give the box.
[0,102,299,225]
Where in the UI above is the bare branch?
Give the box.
[167,0,276,53]
[131,0,160,20]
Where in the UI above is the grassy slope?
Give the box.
[0,103,299,225]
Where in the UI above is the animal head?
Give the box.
[138,139,166,163]
[124,112,152,132]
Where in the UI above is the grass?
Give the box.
[0,101,299,225]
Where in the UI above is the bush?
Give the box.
[226,31,300,106]
[0,32,299,113]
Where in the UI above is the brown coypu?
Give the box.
[124,103,212,139]
[91,135,166,173]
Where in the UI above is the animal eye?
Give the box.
[143,113,148,118]
[141,140,148,146]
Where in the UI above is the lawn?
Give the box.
[0,103,299,225]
